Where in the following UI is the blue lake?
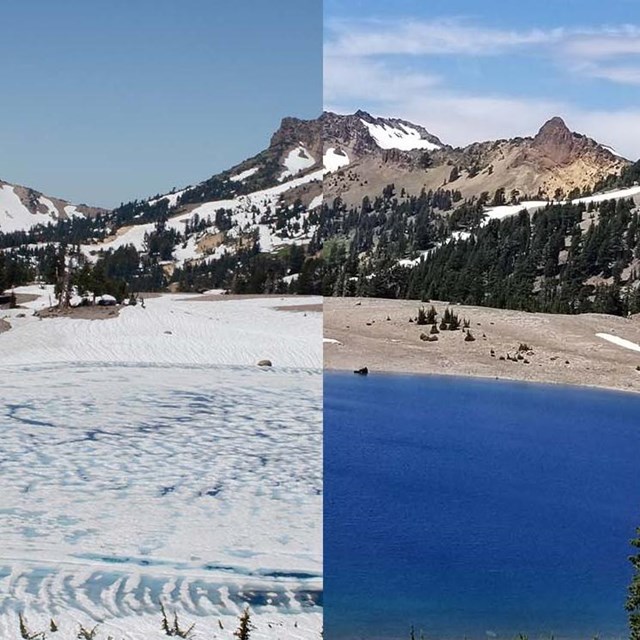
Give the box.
[324,373,640,640]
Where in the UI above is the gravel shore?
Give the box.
[324,297,640,394]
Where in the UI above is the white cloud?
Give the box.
[326,18,640,82]
[323,54,440,105]
[574,62,640,85]
[324,17,640,157]
[563,28,640,59]
[326,17,563,57]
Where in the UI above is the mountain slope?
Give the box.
[0,180,105,233]
[88,115,323,266]
[323,112,629,207]
[319,111,640,316]
[0,115,324,295]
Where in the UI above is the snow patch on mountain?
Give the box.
[360,119,440,151]
[484,200,550,223]
[63,204,84,218]
[279,146,316,181]
[571,185,640,205]
[229,167,260,182]
[82,223,154,260]
[597,332,640,353]
[323,148,350,173]
[309,194,323,209]
[83,169,323,264]
[38,196,58,217]
[148,189,188,209]
[0,185,53,232]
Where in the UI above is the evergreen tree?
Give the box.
[234,608,254,640]
[627,527,640,640]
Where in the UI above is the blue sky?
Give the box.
[324,0,640,158]
[0,0,321,207]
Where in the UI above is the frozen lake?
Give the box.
[0,360,321,637]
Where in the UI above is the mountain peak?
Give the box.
[353,109,373,120]
[535,116,572,141]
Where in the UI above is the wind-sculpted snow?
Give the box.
[0,293,322,638]
[0,363,322,638]
[1,292,322,369]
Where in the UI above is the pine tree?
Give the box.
[234,607,254,640]
[627,527,640,640]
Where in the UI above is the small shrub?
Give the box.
[78,625,99,639]
[416,307,427,325]
[234,607,255,640]
[18,614,44,640]
[160,603,194,638]
[430,324,439,334]
[465,331,476,342]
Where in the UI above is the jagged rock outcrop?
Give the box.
[323,111,630,205]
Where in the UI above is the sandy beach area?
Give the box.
[324,297,640,394]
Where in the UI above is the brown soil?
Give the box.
[178,294,315,303]
[274,303,323,313]
[14,293,41,305]
[324,297,640,394]
[36,305,121,320]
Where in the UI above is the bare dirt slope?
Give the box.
[324,297,640,394]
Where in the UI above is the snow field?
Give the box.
[0,291,322,638]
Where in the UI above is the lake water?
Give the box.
[325,372,640,640]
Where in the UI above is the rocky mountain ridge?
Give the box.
[323,111,630,206]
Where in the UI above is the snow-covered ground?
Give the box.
[572,185,640,205]
[597,332,640,353]
[483,186,640,226]
[229,167,259,182]
[82,169,323,263]
[0,185,57,232]
[483,200,550,223]
[0,288,322,639]
[148,188,188,208]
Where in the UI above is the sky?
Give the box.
[324,0,640,159]
[0,0,321,208]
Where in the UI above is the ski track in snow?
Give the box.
[0,290,322,638]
